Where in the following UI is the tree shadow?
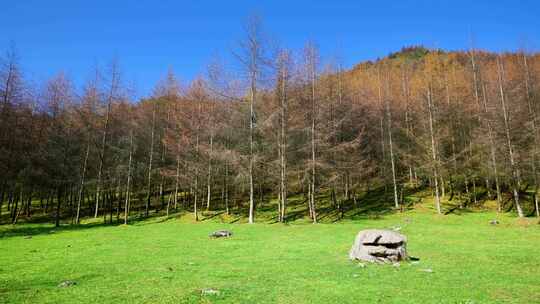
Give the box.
[0,208,181,239]
[0,221,113,239]
[4,183,510,237]
[200,211,226,222]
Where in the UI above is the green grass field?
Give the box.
[1,194,540,303]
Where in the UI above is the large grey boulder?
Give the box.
[349,229,407,263]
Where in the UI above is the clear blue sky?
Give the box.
[1,0,539,97]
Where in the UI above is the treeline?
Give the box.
[1,25,540,226]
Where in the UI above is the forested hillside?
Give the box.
[2,38,540,226]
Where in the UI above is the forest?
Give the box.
[1,19,540,228]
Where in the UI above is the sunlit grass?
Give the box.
[1,194,539,303]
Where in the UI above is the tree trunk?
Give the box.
[76,139,90,224]
[206,131,213,210]
[310,49,317,224]
[535,194,539,218]
[383,72,399,209]
[497,57,524,217]
[402,68,415,186]
[0,181,4,218]
[279,59,288,222]
[124,129,133,224]
[225,160,229,215]
[248,69,256,224]
[523,54,539,207]
[11,187,21,224]
[55,187,62,227]
[427,84,442,214]
[193,113,200,221]
[146,104,156,217]
[174,149,180,211]
[94,88,114,219]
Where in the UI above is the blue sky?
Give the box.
[1,0,539,97]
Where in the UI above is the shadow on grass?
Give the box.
[0,209,191,239]
[267,186,410,224]
[200,211,225,222]
[0,221,112,239]
[3,184,515,237]
[0,185,415,238]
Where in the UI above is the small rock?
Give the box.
[391,226,402,231]
[209,230,232,238]
[392,262,400,268]
[489,219,499,225]
[420,268,433,273]
[201,288,220,296]
[58,280,77,288]
[356,263,366,268]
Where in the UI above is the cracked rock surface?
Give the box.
[349,229,407,263]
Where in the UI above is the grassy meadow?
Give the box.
[1,192,540,304]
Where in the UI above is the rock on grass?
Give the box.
[57,280,76,288]
[201,288,220,296]
[349,229,408,263]
[209,230,232,238]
